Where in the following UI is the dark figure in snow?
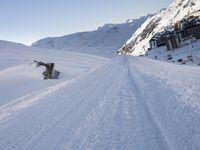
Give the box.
[37,62,55,79]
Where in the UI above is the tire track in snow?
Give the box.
[127,61,174,150]
[128,57,200,150]
[63,65,137,150]
[63,60,172,150]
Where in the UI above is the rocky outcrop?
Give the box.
[36,62,60,79]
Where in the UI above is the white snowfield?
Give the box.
[0,40,200,150]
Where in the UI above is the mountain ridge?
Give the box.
[32,15,152,57]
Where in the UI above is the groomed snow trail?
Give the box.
[0,56,200,150]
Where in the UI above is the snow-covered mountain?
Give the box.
[32,15,151,57]
[118,0,200,56]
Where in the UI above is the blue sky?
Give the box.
[0,0,173,45]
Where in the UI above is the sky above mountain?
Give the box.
[0,0,173,45]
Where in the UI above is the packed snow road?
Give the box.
[0,54,200,149]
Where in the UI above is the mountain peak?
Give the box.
[126,19,135,23]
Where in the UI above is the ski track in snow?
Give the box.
[0,56,200,150]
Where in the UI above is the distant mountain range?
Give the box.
[32,15,152,57]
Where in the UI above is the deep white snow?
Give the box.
[0,40,200,150]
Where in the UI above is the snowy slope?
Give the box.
[32,15,151,57]
[118,0,200,56]
[1,40,200,149]
[0,40,108,107]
